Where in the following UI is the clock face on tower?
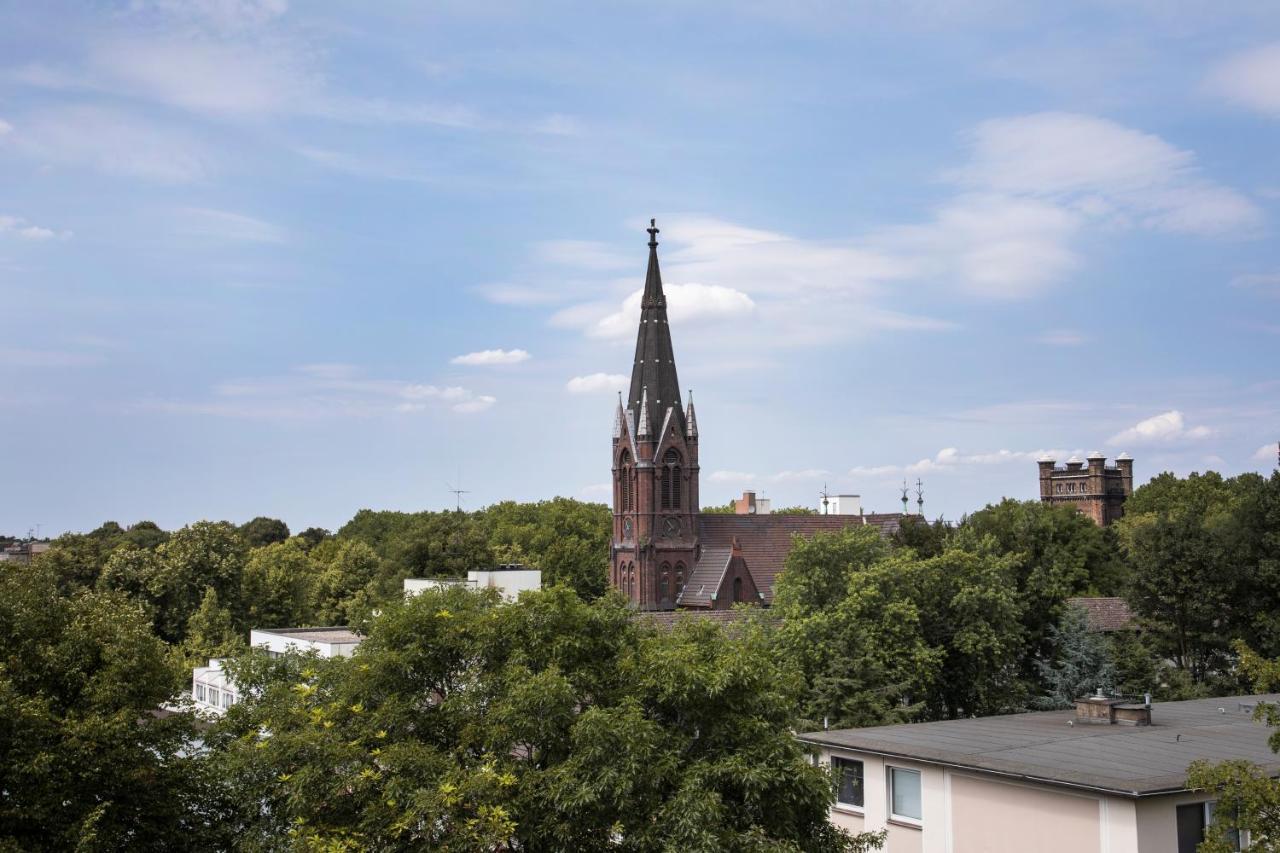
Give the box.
[662,516,681,538]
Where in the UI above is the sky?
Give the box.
[2,0,1279,536]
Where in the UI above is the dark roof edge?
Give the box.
[795,735,1187,799]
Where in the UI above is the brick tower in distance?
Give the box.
[610,220,700,610]
[1038,452,1133,526]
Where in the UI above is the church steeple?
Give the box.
[611,219,699,612]
[629,219,684,439]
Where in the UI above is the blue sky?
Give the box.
[3,0,1279,535]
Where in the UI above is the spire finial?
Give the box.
[647,218,659,249]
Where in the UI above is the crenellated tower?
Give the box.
[611,220,700,609]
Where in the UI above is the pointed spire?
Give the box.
[637,386,650,438]
[629,219,683,438]
[686,390,698,438]
[641,219,665,309]
[613,392,624,439]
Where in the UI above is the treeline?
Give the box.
[31,498,609,676]
[778,469,1280,729]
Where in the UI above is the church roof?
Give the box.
[697,513,910,605]
[628,220,684,439]
[678,545,731,607]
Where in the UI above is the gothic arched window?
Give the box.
[619,449,633,512]
[660,563,671,602]
[661,448,681,510]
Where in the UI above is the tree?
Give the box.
[308,538,383,626]
[774,527,888,614]
[296,526,332,550]
[0,561,203,851]
[35,525,127,591]
[483,498,610,599]
[183,586,242,665]
[890,516,951,558]
[1115,472,1239,681]
[209,586,881,851]
[238,516,290,548]
[241,539,315,630]
[1185,642,1280,850]
[1033,604,1116,709]
[149,522,249,642]
[123,520,170,550]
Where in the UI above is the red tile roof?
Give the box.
[1066,597,1136,632]
[697,513,909,604]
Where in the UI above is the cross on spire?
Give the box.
[647,218,659,248]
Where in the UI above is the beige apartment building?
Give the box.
[799,694,1280,853]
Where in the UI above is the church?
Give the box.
[610,221,913,611]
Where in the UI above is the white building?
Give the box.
[799,694,1279,853]
[822,494,862,516]
[404,566,542,602]
[191,627,362,716]
[248,627,363,658]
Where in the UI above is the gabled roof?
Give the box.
[627,220,684,439]
[697,513,910,605]
[1066,597,1136,632]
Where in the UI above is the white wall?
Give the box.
[248,630,360,658]
[818,747,1157,853]
[404,569,542,602]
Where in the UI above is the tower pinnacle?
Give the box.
[647,217,659,248]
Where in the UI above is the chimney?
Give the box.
[1073,692,1152,726]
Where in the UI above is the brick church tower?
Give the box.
[610,220,700,610]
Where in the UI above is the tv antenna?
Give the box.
[900,480,909,514]
[915,479,924,516]
[445,470,470,512]
[820,483,831,515]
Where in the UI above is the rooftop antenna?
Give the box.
[820,483,831,515]
[445,469,470,512]
[915,479,924,516]
[900,479,909,515]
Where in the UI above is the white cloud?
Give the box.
[709,470,758,483]
[177,207,286,244]
[583,282,756,340]
[0,215,68,241]
[1036,329,1087,346]
[579,482,612,496]
[0,118,11,136]
[1107,410,1212,446]
[1252,443,1277,462]
[1205,42,1280,117]
[566,373,628,394]
[849,446,1077,479]
[2,105,209,183]
[1232,272,1280,297]
[954,112,1261,237]
[150,364,496,418]
[450,349,531,366]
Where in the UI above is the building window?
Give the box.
[661,449,681,510]
[619,450,633,512]
[1177,802,1241,853]
[833,757,864,810]
[660,564,670,601]
[888,766,922,824]
[208,688,220,707]
[733,576,743,603]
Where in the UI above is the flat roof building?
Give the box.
[403,566,542,602]
[799,694,1280,853]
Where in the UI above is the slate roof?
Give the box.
[678,545,731,607]
[696,513,911,605]
[260,627,362,645]
[627,221,685,438]
[799,694,1280,797]
[1066,596,1136,632]
[637,608,779,630]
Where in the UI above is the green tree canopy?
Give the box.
[0,561,202,851]
[209,586,878,851]
[238,516,291,548]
